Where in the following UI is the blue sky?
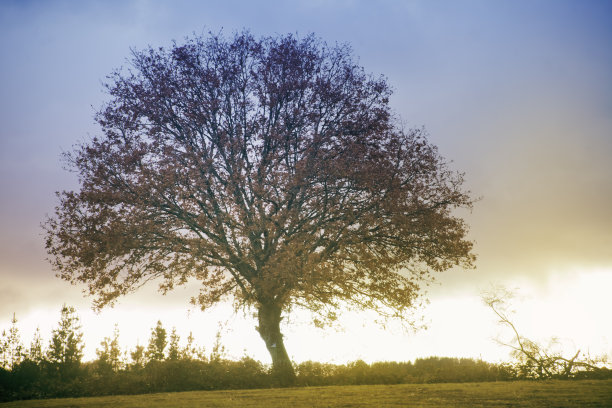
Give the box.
[1,0,611,363]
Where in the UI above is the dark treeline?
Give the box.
[1,307,610,402]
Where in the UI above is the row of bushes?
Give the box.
[0,357,268,401]
[295,357,513,386]
[2,355,610,402]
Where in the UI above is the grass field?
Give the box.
[2,380,611,407]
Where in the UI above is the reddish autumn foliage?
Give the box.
[44,32,474,383]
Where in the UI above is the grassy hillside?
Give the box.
[1,379,611,408]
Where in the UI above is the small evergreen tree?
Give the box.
[96,323,122,373]
[130,343,145,370]
[0,313,24,370]
[181,331,202,361]
[47,304,84,380]
[210,327,226,362]
[28,326,45,364]
[145,320,167,363]
[0,330,4,368]
[167,327,180,361]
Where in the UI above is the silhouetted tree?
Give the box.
[27,327,45,364]
[130,343,145,370]
[482,286,609,379]
[181,332,201,361]
[167,327,180,361]
[210,326,226,363]
[96,324,122,373]
[0,314,24,370]
[145,320,167,363]
[46,305,84,380]
[44,31,475,383]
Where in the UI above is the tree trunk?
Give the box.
[257,302,296,386]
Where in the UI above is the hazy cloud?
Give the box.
[1,1,610,338]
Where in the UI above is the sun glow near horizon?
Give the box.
[3,267,610,366]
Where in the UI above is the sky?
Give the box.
[1,0,611,365]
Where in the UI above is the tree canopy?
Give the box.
[45,31,475,382]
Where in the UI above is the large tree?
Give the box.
[45,32,474,383]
